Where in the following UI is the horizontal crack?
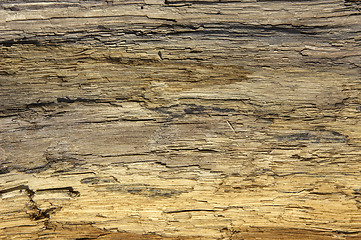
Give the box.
[164,209,219,213]
[36,187,80,197]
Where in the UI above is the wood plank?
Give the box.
[1,0,361,239]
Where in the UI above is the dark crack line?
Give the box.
[164,209,219,213]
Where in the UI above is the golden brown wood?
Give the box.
[1,0,361,239]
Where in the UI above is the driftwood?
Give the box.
[1,0,361,239]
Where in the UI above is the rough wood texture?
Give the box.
[1,0,361,239]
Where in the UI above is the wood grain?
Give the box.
[1,0,361,239]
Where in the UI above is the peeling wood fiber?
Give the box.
[1,0,361,239]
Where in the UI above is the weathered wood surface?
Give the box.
[1,0,361,239]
